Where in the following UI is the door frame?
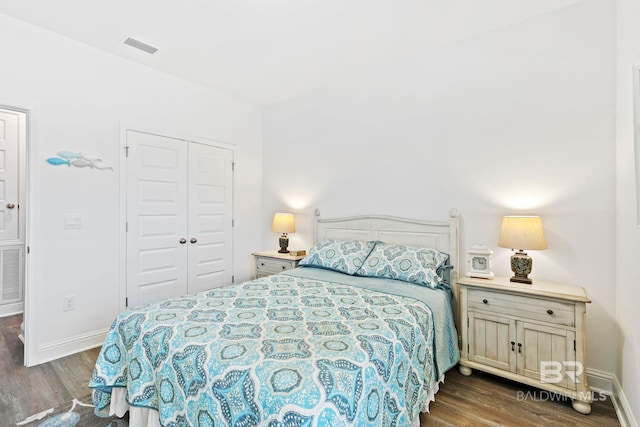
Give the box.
[118,124,236,312]
[1,103,38,366]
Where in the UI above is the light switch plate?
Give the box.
[64,214,82,230]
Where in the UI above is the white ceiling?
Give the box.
[0,0,580,106]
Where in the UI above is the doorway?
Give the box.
[0,105,29,367]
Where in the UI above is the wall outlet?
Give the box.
[63,295,76,312]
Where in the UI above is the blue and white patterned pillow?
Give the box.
[300,240,376,275]
[356,243,450,288]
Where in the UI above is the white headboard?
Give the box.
[314,209,460,286]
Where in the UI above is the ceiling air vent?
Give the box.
[123,37,158,54]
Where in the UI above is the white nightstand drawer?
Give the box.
[252,250,305,279]
[256,257,292,274]
[469,288,575,327]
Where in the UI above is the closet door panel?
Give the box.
[126,131,189,308]
[188,142,233,294]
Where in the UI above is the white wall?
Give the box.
[616,0,640,424]
[263,0,617,377]
[0,13,263,364]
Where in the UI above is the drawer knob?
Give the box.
[282,266,286,270]
[482,299,488,304]
[547,309,554,315]
[261,263,265,266]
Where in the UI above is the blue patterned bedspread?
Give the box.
[90,268,459,426]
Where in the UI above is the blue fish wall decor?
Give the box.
[46,151,113,171]
[57,150,82,160]
[46,157,71,166]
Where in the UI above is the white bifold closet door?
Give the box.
[126,130,233,308]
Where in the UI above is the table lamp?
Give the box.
[498,215,547,284]
[272,213,295,253]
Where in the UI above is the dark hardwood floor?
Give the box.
[0,313,100,425]
[420,367,620,426]
[1,313,620,426]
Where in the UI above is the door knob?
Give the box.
[6,203,15,209]
[190,237,197,244]
[179,238,187,244]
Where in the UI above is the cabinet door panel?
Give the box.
[469,311,515,372]
[518,321,576,390]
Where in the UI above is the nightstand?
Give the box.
[457,276,592,414]
[251,250,305,278]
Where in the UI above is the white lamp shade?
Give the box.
[498,216,547,250]
[272,213,295,233]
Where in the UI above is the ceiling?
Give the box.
[0,0,580,106]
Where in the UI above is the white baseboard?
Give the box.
[612,375,639,427]
[0,302,23,318]
[34,328,109,366]
[588,368,613,393]
[587,368,638,427]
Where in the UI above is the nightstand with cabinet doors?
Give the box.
[252,250,305,278]
[457,276,592,414]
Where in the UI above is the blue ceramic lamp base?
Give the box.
[278,234,290,253]
[510,250,533,284]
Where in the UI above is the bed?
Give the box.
[90,212,461,426]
